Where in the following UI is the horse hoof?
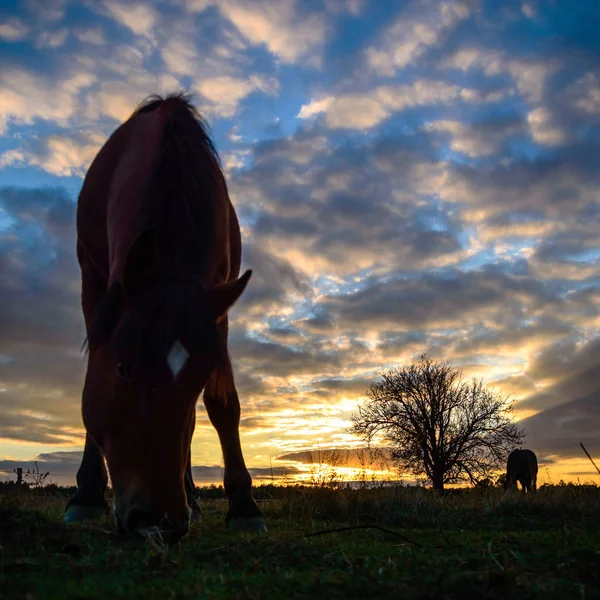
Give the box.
[228,516,268,534]
[64,505,107,524]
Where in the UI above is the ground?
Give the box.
[1,483,599,599]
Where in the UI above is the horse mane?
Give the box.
[132,92,221,165]
[87,92,228,370]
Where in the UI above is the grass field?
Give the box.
[1,482,599,599]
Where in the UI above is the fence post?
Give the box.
[16,467,23,489]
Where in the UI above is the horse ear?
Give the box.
[123,228,159,295]
[209,270,252,321]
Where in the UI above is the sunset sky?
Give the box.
[1,0,599,488]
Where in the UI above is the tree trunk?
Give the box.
[432,469,444,493]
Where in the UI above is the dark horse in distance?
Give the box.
[64,93,265,540]
[505,448,538,493]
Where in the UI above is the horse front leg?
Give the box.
[185,411,202,523]
[202,361,266,533]
[65,249,109,523]
[64,433,109,523]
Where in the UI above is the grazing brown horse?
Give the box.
[64,93,266,540]
[504,448,538,494]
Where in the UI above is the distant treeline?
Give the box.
[1,479,598,501]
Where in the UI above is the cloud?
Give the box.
[195,74,279,118]
[522,393,600,460]
[0,186,81,347]
[160,38,201,77]
[102,0,159,38]
[83,75,179,123]
[0,19,29,41]
[319,94,391,129]
[229,129,463,278]
[221,117,599,427]
[238,241,310,314]
[218,0,328,64]
[451,317,574,365]
[365,0,473,76]
[312,376,374,396]
[0,399,84,446]
[35,28,69,49]
[297,96,334,119]
[521,2,536,19]
[222,149,251,172]
[24,0,66,21]
[524,337,600,397]
[0,130,105,177]
[192,464,302,483]
[527,107,567,146]
[479,335,600,462]
[438,142,600,228]
[298,80,502,129]
[315,269,556,333]
[73,26,106,46]
[443,48,558,103]
[277,447,394,471]
[425,117,522,157]
[0,68,96,134]
[182,0,330,64]
[157,11,248,79]
[69,11,277,123]
[229,332,342,379]
[324,0,366,16]
[567,72,600,116]
[183,0,214,12]
[0,187,85,445]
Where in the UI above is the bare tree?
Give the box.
[350,355,525,492]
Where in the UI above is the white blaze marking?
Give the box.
[167,339,189,379]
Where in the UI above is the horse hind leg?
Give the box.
[64,434,109,523]
[202,353,266,533]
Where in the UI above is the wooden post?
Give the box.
[16,467,23,489]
